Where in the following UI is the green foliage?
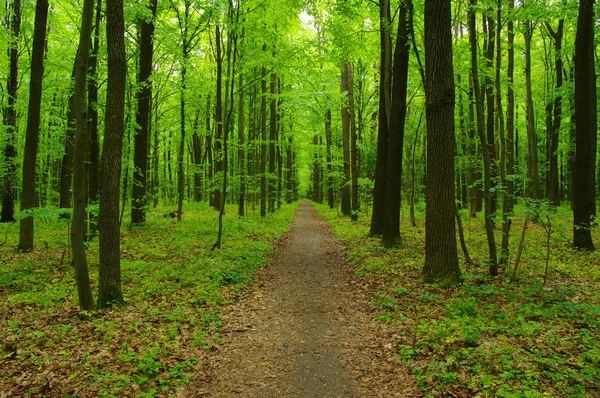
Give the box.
[315,202,600,397]
[0,202,299,396]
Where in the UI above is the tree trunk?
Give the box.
[546,20,563,207]
[131,0,157,225]
[341,64,351,217]
[501,0,516,265]
[422,0,460,285]
[484,13,497,213]
[214,26,223,211]
[18,0,48,251]
[524,23,541,200]
[325,109,334,208]
[71,0,95,310]
[98,0,127,308]
[260,65,267,216]
[382,1,410,246]
[1,0,20,223]
[469,0,497,274]
[572,0,596,250]
[268,73,277,214]
[87,0,102,236]
[370,0,391,235]
[286,135,294,204]
[238,72,246,217]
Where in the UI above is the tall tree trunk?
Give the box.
[341,64,351,217]
[524,23,541,200]
[573,0,596,250]
[59,62,77,211]
[205,95,213,207]
[469,0,498,274]
[484,13,497,213]
[268,73,277,214]
[98,0,127,308]
[192,110,202,202]
[546,20,563,207]
[325,109,334,208]
[286,135,294,204]
[260,64,267,216]
[350,68,359,220]
[87,0,102,236]
[382,0,410,246]
[152,97,159,207]
[214,26,223,211]
[131,0,157,225]
[501,0,516,265]
[422,0,460,285]
[238,73,246,216]
[1,0,20,223]
[18,0,48,251]
[71,0,95,310]
[370,0,391,235]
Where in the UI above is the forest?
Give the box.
[0,0,599,396]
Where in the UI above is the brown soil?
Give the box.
[191,201,420,397]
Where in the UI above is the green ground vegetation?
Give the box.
[0,202,299,397]
[316,202,600,397]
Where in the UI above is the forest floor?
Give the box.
[190,201,420,397]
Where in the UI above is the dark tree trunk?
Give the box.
[382,0,410,246]
[484,13,497,213]
[422,0,460,285]
[238,73,245,216]
[152,98,159,207]
[131,0,157,225]
[546,20,563,207]
[341,64,351,217]
[312,135,322,203]
[98,0,127,308]
[260,65,267,216]
[286,135,294,204]
[192,110,202,202]
[501,0,516,265]
[71,0,95,310]
[350,71,359,220]
[1,0,20,223]
[268,73,277,214]
[573,0,596,250]
[205,95,213,207]
[325,109,334,208]
[370,0,391,235]
[524,23,541,200]
[469,0,497,274]
[87,0,102,236]
[18,0,48,251]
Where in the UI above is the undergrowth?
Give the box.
[0,201,299,397]
[316,201,600,397]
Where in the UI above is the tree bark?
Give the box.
[71,0,95,310]
[573,0,596,250]
[469,0,497,274]
[546,20,563,207]
[268,73,277,214]
[18,0,48,251]
[325,109,334,208]
[1,0,20,223]
[370,0,391,235]
[382,0,410,246]
[524,23,541,200]
[98,0,127,308]
[131,0,157,225]
[260,65,267,216]
[238,73,246,217]
[341,64,351,217]
[422,0,460,285]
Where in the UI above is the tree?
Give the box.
[98,0,127,308]
[382,0,410,246]
[341,63,351,217]
[422,0,460,285]
[18,0,49,251]
[131,0,158,226]
[572,0,596,250]
[1,0,21,223]
[72,0,95,310]
[369,0,391,236]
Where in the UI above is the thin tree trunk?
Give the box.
[268,73,277,214]
[341,64,351,217]
[18,0,48,251]
[260,64,267,216]
[325,109,334,208]
[238,72,245,217]
[469,0,498,274]
[131,0,157,225]
[71,0,95,310]
[524,23,541,200]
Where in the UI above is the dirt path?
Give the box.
[193,201,419,397]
